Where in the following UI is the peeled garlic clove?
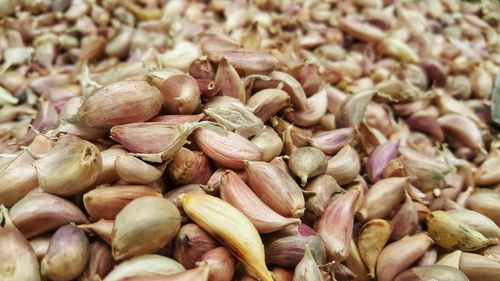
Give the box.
[120,265,210,281]
[292,245,323,281]
[221,171,300,233]
[358,219,393,278]
[247,88,289,122]
[79,240,115,281]
[427,210,496,251]
[71,80,163,129]
[180,193,273,281]
[390,193,418,240]
[315,188,361,261]
[376,233,434,281]
[10,190,89,238]
[79,219,114,245]
[357,177,409,222]
[194,128,263,169]
[470,65,493,99]
[34,139,102,196]
[115,154,167,185]
[288,146,327,186]
[151,113,205,124]
[335,90,376,128]
[251,126,283,162]
[174,223,219,269]
[245,161,305,218]
[160,74,201,115]
[368,140,400,182]
[214,57,246,102]
[112,196,181,260]
[437,114,483,151]
[0,205,41,281]
[83,185,162,220]
[103,255,185,281]
[308,128,354,155]
[326,145,361,185]
[459,252,500,281]
[41,224,90,281]
[466,192,500,225]
[264,229,326,268]
[475,149,500,186]
[96,146,127,185]
[284,87,327,127]
[0,151,38,207]
[196,247,236,281]
[167,148,213,185]
[29,234,51,260]
[204,96,264,138]
[395,265,469,281]
[304,174,343,216]
[447,209,500,239]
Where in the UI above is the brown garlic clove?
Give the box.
[112,196,181,260]
[115,154,167,185]
[245,160,305,218]
[288,146,328,186]
[34,139,102,196]
[79,240,116,281]
[196,247,236,281]
[194,128,263,169]
[251,126,284,162]
[357,177,409,222]
[0,205,41,281]
[308,128,354,155]
[79,219,114,245]
[220,171,300,233]
[167,148,213,186]
[160,74,201,115]
[83,185,162,220]
[41,224,90,281]
[246,88,290,122]
[376,233,434,281]
[315,187,361,261]
[174,223,219,269]
[326,145,361,185]
[358,219,393,278]
[69,80,163,129]
[10,190,89,238]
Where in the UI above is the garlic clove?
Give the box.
[304,174,343,217]
[358,219,393,278]
[390,193,419,240]
[120,265,210,281]
[0,150,38,207]
[246,88,290,122]
[79,219,114,245]
[167,148,213,186]
[288,146,327,186]
[335,90,376,128]
[174,223,219,269]
[395,265,469,281]
[284,87,327,127]
[292,245,323,281]
[326,145,361,185]
[160,74,201,115]
[466,192,500,225]
[459,252,500,281]
[115,154,167,185]
[102,255,185,281]
[447,209,500,239]
[214,57,246,102]
[79,240,115,281]
[367,140,400,182]
[196,247,236,281]
[251,125,284,162]
[308,128,354,155]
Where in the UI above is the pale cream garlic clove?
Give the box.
[246,88,290,122]
[483,245,500,262]
[470,64,493,99]
[68,80,163,129]
[120,265,210,281]
[0,150,38,207]
[194,128,263,169]
[174,223,219,269]
[376,37,420,63]
[357,177,409,222]
[10,190,89,238]
[245,160,305,218]
[34,139,102,196]
[29,234,51,260]
[326,145,361,185]
[304,174,343,217]
[167,148,213,186]
[459,252,500,281]
[220,171,300,233]
[426,210,496,251]
[180,193,273,281]
[447,209,500,239]
[288,146,327,186]
[79,219,114,245]
[251,125,283,162]
[204,96,264,138]
[335,90,376,128]
[358,219,393,278]
[214,57,246,102]
[400,147,449,191]
[160,74,201,115]
[307,128,354,155]
[196,247,236,281]
[394,265,469,281]
[466,192,500,225]
[83,185,162,220]
[41,224,90,281]
[115,154,167,185]
[0,205,41,281]
[102,255,185,281]
[376,233,434,281]
[79,240,115,281]
[292,245,323,281]
[284,87,328,127]
[112,196,181,260]
[315,187,361,261]
[436,250,463,268]
[96,146,128,185]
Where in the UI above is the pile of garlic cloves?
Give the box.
[0,0,499,281]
